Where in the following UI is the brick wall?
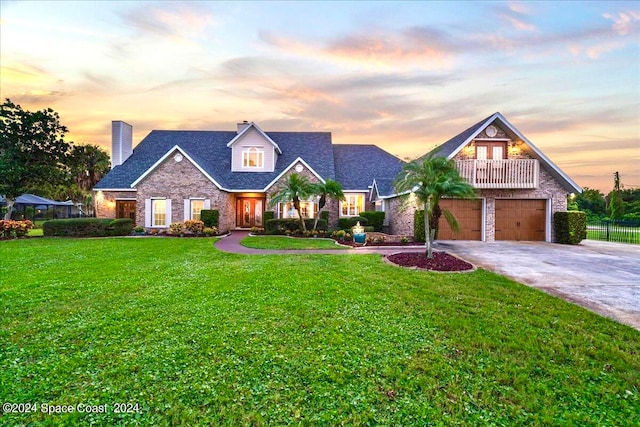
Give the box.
[134,150,235,232]
[94,190,137,219]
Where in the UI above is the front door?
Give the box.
[236,198,264,228]
[116,200,136,223]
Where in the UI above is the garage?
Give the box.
[437,199,482,240]
[495,199,546,241]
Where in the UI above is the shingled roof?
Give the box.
[95,130,403,192]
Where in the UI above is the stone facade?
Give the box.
[134,150,235,232]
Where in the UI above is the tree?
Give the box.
[0,99,72,219]
[394,154,476,258]
[608,171,624,220]
[311,179,344,230]
[269,173,315,232]
[573,187,606,217]
[68,144,110,193]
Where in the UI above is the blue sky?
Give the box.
[1,0,638,192]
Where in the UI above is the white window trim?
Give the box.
[189,198,205,221]
[151,198,169,228]
[278,201,317,219]
[340,194,364,217]
[242,146,264,169]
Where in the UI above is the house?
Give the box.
[93,121,405,232]
[372,112,582,241]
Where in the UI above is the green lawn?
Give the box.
[1,238,638,425]
[241,235,347,250]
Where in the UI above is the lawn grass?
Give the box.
[241,235,346,250]
[27,228,43,237]
[1,238,639,425]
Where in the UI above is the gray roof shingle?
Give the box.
[95,130,402,192]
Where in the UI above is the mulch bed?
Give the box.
[385,251,474,272]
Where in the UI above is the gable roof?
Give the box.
[95,129,336,192]
[429,112,582,193]
[226,122,282,154]
[333,144,405,191]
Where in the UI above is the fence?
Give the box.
[587,219,640,244]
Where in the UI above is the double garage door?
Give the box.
[437,198,546,241]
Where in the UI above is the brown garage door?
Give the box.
[495,199,546,241]
[437,199,482,240]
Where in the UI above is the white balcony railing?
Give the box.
[456,159,539,189]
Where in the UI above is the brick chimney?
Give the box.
[111,121,133,168]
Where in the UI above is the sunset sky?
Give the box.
[1,0,638,192]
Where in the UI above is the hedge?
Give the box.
[554,211,587,244]
[414,210,426,243]
[200,210,219,227]
[359,211,385,231]
[43,218,134,237]
[338,216,368,230]
[265,218,328,234]
[264,211,275,223]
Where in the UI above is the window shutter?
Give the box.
[204,199,211,210]
[184,199,190,221]
[145,199,151,227]
[165,199,172,225]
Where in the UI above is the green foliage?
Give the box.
[269,173,315,232]
[359,211,385,231]
[1,238,639,425]
[554,211,587,244]
[320,210,330,222]
[200,209,219,227]
[68,144,110,195]
[338,216,368,229]
[608,191,624,220]
[0,99,72,218]
[42,218,132,237]
[414,210,426,243]
[266,218,327,234]
[394,154,475,257]
[263,210,275,223]
[573,187,606,217]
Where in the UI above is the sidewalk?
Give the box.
[214,231,426,255]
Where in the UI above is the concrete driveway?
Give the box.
[436,240,640,330]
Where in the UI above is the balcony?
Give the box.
[456,159,539,189]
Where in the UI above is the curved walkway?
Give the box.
[214,231,425,255]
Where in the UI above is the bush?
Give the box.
[43,218,132,237]
[203,226,218,236]
[264,211,275,223]
[184,220,204,233]
[170,222,184,235]
[320,210,330,223]
[360,211,385,231]
[338,216,368,230]
[0,219,34,238]
[554,211,587,244]
[201,210,219,227]
[414,210,426,243]
[108,218,134,236]
[265,218,327,234]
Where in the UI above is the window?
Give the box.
[243,147,264,168]
[279,202,316,218]
[190,199,204,221]
[152,199,166,227]
[341,194,364,216]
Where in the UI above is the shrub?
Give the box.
[0,219,34,238]
[184,220,205,234]
[133,225,145,233]
[320,210,330,223]
[338,216,368,230]
[108,218,134,236]
[554,211,587,244]
[200,210,219,227]
[203,226,218,236]
[264,211,275,223]
[170,222,184,235]
[265,218,327,234]
[414,210,426,243]
[359,211,385,231]
[44,218,115,237]
[250,226,265,235]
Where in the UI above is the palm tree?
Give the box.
[311,179,344,230]
[394,154,476,258]
[269,173,314,232]
[69,145,110,192]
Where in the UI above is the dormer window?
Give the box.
[243,147,264,168]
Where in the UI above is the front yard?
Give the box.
[1,238,638,425]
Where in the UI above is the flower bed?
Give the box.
[385,252,474,272]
